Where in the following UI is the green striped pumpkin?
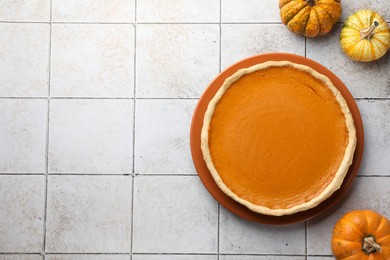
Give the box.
[341,10,390,62]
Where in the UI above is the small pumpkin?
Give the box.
[340,10,390,62]
[332,210,390,259]
[279,0,342,38]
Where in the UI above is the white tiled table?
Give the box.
[0,1,389,259]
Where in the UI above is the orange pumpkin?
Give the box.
[332,210,390,259]
[279,0,342,37]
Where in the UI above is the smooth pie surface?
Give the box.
[206,65,352,212]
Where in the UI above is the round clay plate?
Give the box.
[190,52,364,225]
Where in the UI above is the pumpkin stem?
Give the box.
[362,236,382,255]
[306,0,315,6]
[360,21,379,40]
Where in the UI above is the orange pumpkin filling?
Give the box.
[208,66,350,210]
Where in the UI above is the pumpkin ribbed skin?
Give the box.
[279,0,342,37]
[340,10,390,62]
[332,210,390,260]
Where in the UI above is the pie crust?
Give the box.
[201,61,357,216]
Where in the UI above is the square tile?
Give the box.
[51,24,134,98]
[46,175,132,253]
[52,0,135,22]
[307,177,390,255]
[136,24,219,98]
[0,256,43,260]
[135,99,196,174]
[357,100,390,176]
[220,207,305,254]
[221,0,280,23]
[0,0,50,22]
[137,0,219,23]
[341,0,390,22]
[307,257,333,260]
[306,24,390,98]
[48,99,133,174]
[0,176,45,252]
[220,256,304,260]
[133,256,217,260]
[221,24,305,68]
[133,176,218,253]
[46,255,129,260]
[0,99,47,173]
[0,23,49,97]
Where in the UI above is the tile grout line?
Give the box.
[355,97,390,100]
[132,1,138,174]
[42,1,53,258]
[44,97,136,100]
[0,173,201,176]
[2,20,389,25]
[0,252,332,257]
[38,173,134,176]
[305,221,308,258]
[304,37,307,58]
[131,174,135,260]
[1,252,330,256]
[0,21,51,24]
[357,175,390,178]
[0,173,387,177]
[0,97,48,99]
[131,1,138,259]
[0,20,289,25]
[219,0,222,74]
[5,96,390,101]
[217,204,221,258]
[2,96,390,101]
[0,97,202,100]
[133,253,312,256]
[0,253,131,256]
[6,96,390,100]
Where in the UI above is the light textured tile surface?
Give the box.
[221,24,305,68]
[137,0,219,23]
[307,177,390,255]
[135,99,196,174]
[222,0,280,22]
[341,0,390,22]
[0,255,43,260]
[46,176,132,253]
[0,23,49,97]
[0,0,50,22]
[357,100,390,176]
[49,99,133,174]
[51,24,134,98]
[1,0,390,258]
[137,24,219,98]
[133,256,217,260]
[0,176,45,252]
[0,99,47,173]
[133,176,218,253]
[46,255,129,260]
[306,24,390,98]
[221,256,305,260]
[220,208,305,254]
[52,0,135,22]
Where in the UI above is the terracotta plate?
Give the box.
[190,53,364,225]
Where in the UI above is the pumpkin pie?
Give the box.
[201,61,357,216]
